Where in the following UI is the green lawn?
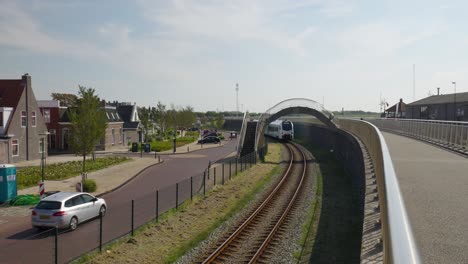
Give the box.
[17,157,130,190]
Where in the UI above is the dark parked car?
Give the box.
[198,136,220,144]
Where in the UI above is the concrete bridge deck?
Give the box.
[382,132,468,264]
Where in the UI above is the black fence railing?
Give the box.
[0,150,261,264]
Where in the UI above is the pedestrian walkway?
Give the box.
[383,132,468,264]
[17,157,162,196]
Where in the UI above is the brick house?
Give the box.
[114,102,140,145]
[56,104,125,152]
[38,100,67,153]
[0,74,48,163]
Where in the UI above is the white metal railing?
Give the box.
[369,118,468,150]
[336,118,421,264]
[237,111,249,156]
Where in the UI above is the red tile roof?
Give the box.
[0,80,25,107]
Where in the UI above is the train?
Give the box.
[265,120,294,140]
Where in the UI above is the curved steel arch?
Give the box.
[255,98,337,151]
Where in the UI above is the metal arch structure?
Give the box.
[255,98,337,151]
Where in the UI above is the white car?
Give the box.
[31,192,107,231]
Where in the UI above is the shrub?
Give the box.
[83,179,97,193]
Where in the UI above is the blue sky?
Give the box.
[1,0,467,112]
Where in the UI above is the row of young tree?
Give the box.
[53,86,226,172]
[138,102,197,141]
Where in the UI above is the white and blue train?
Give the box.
[265,120,294,140]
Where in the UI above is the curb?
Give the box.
[96,160,165,198]
[106,142,228,156]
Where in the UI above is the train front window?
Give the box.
[282,122,292,130]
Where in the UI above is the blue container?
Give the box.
[0,164,17,203]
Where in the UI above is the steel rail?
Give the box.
[202,143,295,264]
[249,142,307,263]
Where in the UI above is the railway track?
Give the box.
[201,142,307,264]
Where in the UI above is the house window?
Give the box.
[32,111,36,127]
[43,109,51,123]
[12,139,19,156]
[0,112,3,127]
[112,128,115,145]
[119,128,122,143]
[21,111,27,127]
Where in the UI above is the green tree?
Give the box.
[215,112,225,129]
[138,106,152,142]
[51,93,78,107]
[69,86,106,173]
[153,101,167,133]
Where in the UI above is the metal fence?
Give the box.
[368,118,468,153]
[336,118,421,264]
[0,151,259,264]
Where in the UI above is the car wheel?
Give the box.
[99,205,107,217]
[69,217,78,231]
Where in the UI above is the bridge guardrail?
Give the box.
[368,118,468,153]
[336,118,420,264]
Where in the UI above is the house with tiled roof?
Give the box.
[56,101,125,151]
[38,100,67,153]
[0,74,48,163]
[406,92,468,121]
[384,99,406,118]
[115,103,140,145]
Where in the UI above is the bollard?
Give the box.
[222,163,225,185]
[158,155,161,163]
[155,151,157,159]
[187,146,189,152]
[229,161,232,180]
[214,167,216,186]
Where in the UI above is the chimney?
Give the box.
[399,98,403,103]
[437,87,440,95]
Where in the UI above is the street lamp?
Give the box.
[39,132,49,198]
[452,82,457,120]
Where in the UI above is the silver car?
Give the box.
[31,192,107,231]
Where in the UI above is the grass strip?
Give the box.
[17,157,130,190]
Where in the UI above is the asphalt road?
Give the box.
[382,132,468,264]
[0,140,237,264]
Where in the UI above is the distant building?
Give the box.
[385,98,406,118]
[0,74,48,163]
[115,103,140,145]
[406,92,468,121]
[38,100,67,152]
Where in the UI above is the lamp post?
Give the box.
[39,132,49,198]
[452,81,457,120]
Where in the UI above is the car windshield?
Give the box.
[36,201,62,210]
